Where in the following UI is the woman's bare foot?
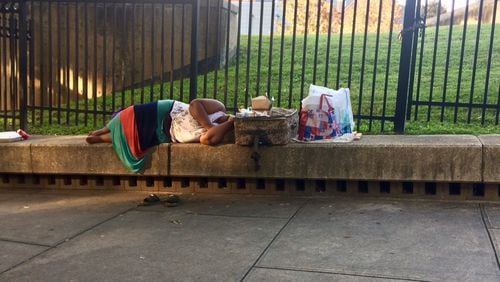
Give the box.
[86,132,112,144]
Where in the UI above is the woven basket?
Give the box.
[234,108,298,145]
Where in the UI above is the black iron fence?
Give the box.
[1,0,499,133]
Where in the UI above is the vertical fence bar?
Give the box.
[256,0,264,97]
[203,0,209,98]
[214,0,220,100]
[454,0,469,123]
[29,4,35,126]
[65,2,70,125]
[356,0,371,131]
[9,16,16,128]
[223,0,230,105]
[92,0,98,126]
[83,1,88,125]
[159,2,165,99]
[405,0,421,120]
[336,0,345,89]
[111,4,116,112]
[0,6,4,129]
[414,0,428,121]
[56,1,61,124]
[467,0,484,123]
[140,3,145,103]
[180,4,185,100]
[189,0,200,102]
[369,0,383,131]
[244,0,253,106]
[102,2,107,125]
[233,0,242,111]
[2,5,6,128]
[75,1,80,124]
[394,0,417,133]
[324,0,333,86]
[18,0,28,130]
[277,0,286,106]
[440,0,455,122]
[299,0,310,102]
[0,6,3,128]
[149,3,155,102]
[347,0,357,89]
[266,0,275,99]
[38,1,44,125]
[312,0,320,84]
[131,3,136,104]
[381,0,397,131]
[481,0,497,124]
[426,0,441,122]
[288,0,298,108]
[120,3,126,109]
[169,4,175,99]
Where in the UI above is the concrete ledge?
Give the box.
[0,134,490,183]
[479,135,500,183]
[170,135,483,182]
[0,138,32,173]
[28,136,168,176]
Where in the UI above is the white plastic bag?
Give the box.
[301,85,355,133]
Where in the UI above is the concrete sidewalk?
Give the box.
[1,189,500,281]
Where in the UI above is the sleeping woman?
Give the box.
[86,98,234,173]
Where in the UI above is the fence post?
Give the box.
[394,0,417,133]
[18,0,28,130]
[189,0,200,102]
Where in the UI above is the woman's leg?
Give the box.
[86,127,112,144]
[189,98,226,130]
[88,127,110,137]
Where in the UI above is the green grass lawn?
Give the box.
[26,23,500,135]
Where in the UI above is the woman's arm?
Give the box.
[189,99,226,130]
[199,116,235,146]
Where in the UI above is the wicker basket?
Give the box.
[234,108,298,145]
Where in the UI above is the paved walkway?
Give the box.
[1,189,500,281]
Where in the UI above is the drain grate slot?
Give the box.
[218,179,227,189]
[275,179,285,191]
[358,181,368,193]
[163,177,172,188]
[256,179,266,190]
[198,178,208,188]
[473,183,485,197]
[380,182,390,194]
[402,182,413,194]
[337,181,347,192]
[316,180,326,192]
[236,178,246,189]
[425,182,436,195]
[181,178,190,188]
[295,179,305,192]
[449,183,461,195]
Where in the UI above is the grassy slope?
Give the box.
[29,24,500,135]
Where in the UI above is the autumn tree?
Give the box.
[277,0,404,35]
[423,0,447,19]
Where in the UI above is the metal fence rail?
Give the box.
[0,0,499,133]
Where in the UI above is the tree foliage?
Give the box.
[277,0,404,35]
[423,0,447,19]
